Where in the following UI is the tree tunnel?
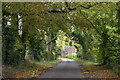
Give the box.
[2,2,119,68]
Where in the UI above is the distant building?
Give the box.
[62,46,77,58]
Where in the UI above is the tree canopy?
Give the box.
[2,2,119,71]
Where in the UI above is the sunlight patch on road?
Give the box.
[58,58,74,62]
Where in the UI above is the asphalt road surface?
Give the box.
[39,58,84,78]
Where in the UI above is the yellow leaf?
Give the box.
[84,72,90,73]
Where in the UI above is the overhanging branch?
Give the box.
[48,2,102,13]
[79,10,101,35]
[80,10,114,46]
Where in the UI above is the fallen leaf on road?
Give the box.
[83,72,90,73]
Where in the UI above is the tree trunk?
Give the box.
[100,30,109,65]
[21,28,28,60]
[117,2,120,45]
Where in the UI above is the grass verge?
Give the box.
[73,58,98,65]
[2,59,62,78]
[73,58,119,78]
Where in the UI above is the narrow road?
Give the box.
[39,58,84,78]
